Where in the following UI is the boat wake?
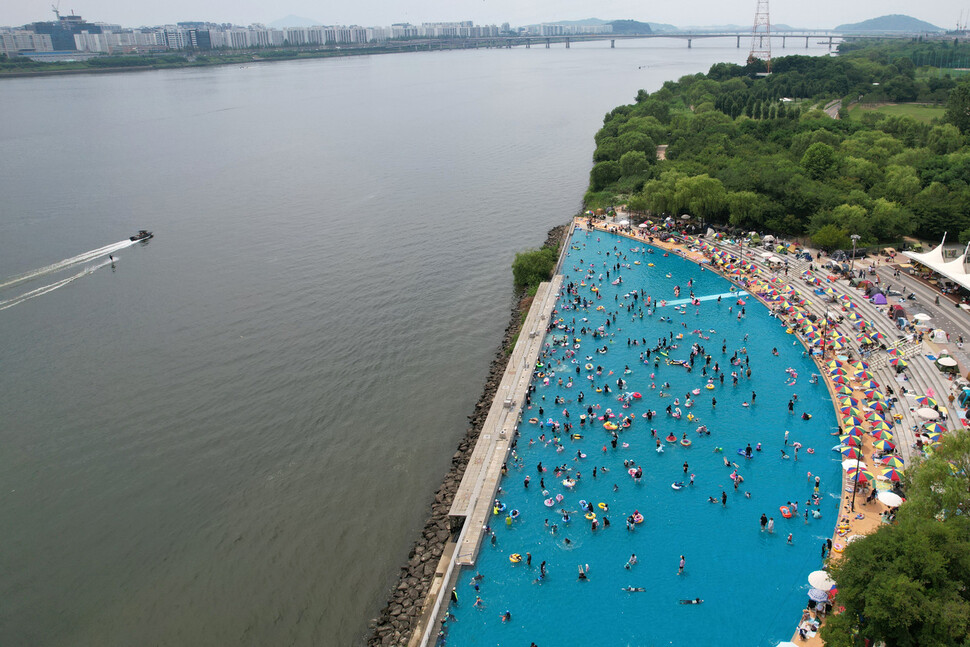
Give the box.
[0,239,135,292]
[0,257,117,311]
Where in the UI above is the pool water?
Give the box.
[442,229,840,647]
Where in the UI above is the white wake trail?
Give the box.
[0,239,135,291]
[0,257,117,311]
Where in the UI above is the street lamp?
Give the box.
[850,234,861,273]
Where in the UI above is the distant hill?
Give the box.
[648,22,679,33]
[609,20,652,35]
[553,18,610,26]
[835,14,942,32]
[269,15,321,28]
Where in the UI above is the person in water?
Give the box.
[679,598,704,604]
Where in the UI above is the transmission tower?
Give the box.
[748,0,771,73]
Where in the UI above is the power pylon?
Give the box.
[748,0,771,73]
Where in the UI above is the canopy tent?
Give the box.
[903,235,970,292]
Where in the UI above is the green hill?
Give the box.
[609,20,653,35]
[835,14,942,32]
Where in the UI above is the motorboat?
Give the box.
[130,230,153,242]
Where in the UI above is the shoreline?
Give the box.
[365,223,569,647]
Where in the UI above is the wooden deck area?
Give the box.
[449,274,563,565]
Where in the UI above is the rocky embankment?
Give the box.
[367,223,568,646]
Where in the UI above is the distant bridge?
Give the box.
[380,31,928,52]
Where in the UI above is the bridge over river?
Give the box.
[381,31,925,53]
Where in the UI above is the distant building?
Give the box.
[0,31,54,55]
[26,13,102,51]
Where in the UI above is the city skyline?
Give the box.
[1,0,961,31]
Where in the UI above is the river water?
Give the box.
[0,38,831,646]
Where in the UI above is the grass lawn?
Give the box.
[846,102,946,124]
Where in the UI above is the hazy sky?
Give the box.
[2,0,963,30]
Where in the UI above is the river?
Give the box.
[0,38,832,646]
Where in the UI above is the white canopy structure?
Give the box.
[903,235,970,291]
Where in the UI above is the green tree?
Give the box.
[619,150,650,177]
[801,142,837,180]
[511,247,557,290]
[811,223,851,250]
[726,190,765,228]
[674,174,727,222]
[589,161,621,191]
[945,81,970,134]
[928,124,962,155]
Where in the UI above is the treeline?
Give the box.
[585,40,970,249]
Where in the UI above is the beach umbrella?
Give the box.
[842,425,865,436]
[808,570,835,590]
[915,395,937,407]
[889,357,908,368]
[864,389,885,401]
[865,410,887,421]
[860,380,880,390]
[877,491,903,507]
[842,415,864,427]
[918,407,940,420]
[847,467,874,483]
[830,366,847,376]
[831,374,848,384]
[839,396,859,407]
[872,439,895,452]
[837,385,854,396]
[854,369,875,380]
[840,406,862,416]
[826,359,845,369]
[921,432,942,444]
[912,313,932,322]
[868,400,891,412]
[871,429,894,441]
[886,347,901,357]
[880,467,903,482]
[843,459,868,470]
[840,446,863,460]
[924,422,946,434]
[839,435,861,447]
[880,455,904,468]
[807,588,830,603]
[870,419,893,430]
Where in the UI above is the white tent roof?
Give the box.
[903,235,970,291]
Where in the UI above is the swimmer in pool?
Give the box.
[679,598,704,604]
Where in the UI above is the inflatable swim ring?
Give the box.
[544,498,555,507]
[681,439,692,447]
[585,512,596,520]
[671,482,685,490]
[555,493,564,502]
[832,542,844,553]
[665,434,677,443]
[692,388,701,395]
[779,506,792,519]
[598,502,608,510]
[806,448,815,454]
[509,553,522,563]
[706,384,715,390]
[633,513,644,523]
[529,417,539,424]
[562,479,576,488]
[510,509,519,519]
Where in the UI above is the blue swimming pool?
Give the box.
[441,228,840,647]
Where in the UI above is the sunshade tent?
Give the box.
[871,293,888,305]
[877,491,903,507]
[808,570,835,589]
